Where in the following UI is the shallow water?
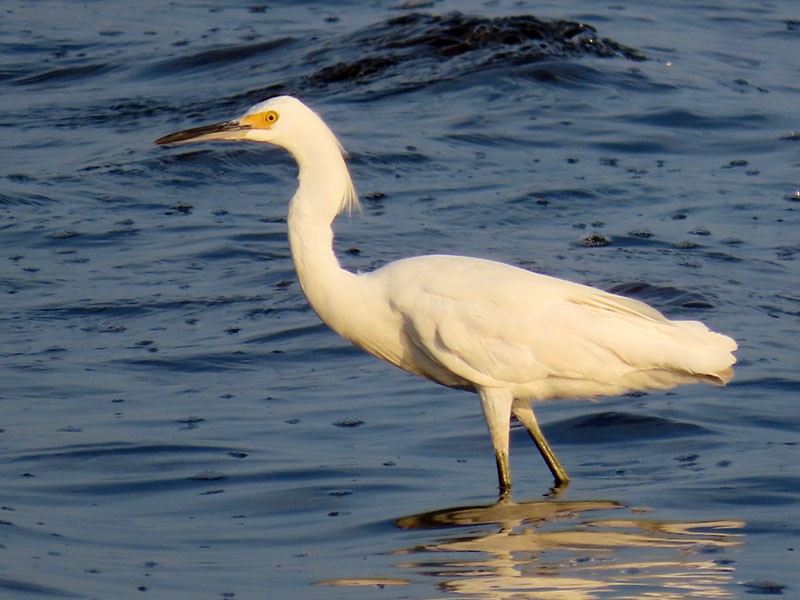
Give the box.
[2,0,799,598]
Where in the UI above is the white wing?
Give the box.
[375,255,736,400]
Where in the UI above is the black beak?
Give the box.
[154,120,251,145]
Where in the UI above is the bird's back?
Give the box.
[364,254,736,400]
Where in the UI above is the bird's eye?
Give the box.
[263,111,278,125]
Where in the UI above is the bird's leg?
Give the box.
[478,388,514,493]
[512,400,570,486]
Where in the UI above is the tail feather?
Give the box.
[709,366,735,385]
[674,320,737,384]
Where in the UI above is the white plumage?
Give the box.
[156,95,737,492]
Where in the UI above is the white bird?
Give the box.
[155,96,737,492]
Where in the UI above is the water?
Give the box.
[1,0,798,597]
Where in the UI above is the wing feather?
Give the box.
[377,255,736,398]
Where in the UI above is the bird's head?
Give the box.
[155,95,359,215]
[154,95,316,149]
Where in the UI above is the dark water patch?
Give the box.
[590,139,671,154]
[141,465,423,500]
[0,69,20,82]
[610,232,676,248]
[608,281,720,311]
[23,97,232,136]
[775,244,800,261]
[760,292,800,318]
[548,411,711,444]
[34,227,142,249]
[13,63,114,86]
[333,418,364,429]
[745,414,800,433]
[702,250,744,263]
[149,146,290,186]
[244,322,328,345]
[625,108,768,130]
[42,98,177,130]
[11,442,226,465]
[304,12,644,93]
[690,475,800,507]
[30,295,272,320]
[518,60,642,89]
[741,579,787,595]
[444,132,532,149]
[99,99,168,125]
[311,55,401,85]
[0,578,79,599]
[0,190,55,206]
[522,186,600,204]
[230,230,288,244]
[43,473,234,498]
[120,351,262,373]
[80,322,127,334]
[3,173,37,183]
[729,377,800,393]
[193,244,270,262]
[0,279,32,297]
[243,343,365,366]
[351,149,431,171]
[579,232,611,247]
[143,38,295,77]
[337,12,644,64]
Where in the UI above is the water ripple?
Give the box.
[143,38,296,77]
[548,411,712,444]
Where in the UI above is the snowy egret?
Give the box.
[155,96,737,492]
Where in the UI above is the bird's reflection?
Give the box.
[394,496,621,530]
[321,497,744,598]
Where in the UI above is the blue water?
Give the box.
[2,0,799,598]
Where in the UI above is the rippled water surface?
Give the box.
[2,0,799,598]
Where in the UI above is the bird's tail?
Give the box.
[673,320,737,385]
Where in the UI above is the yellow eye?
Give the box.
[242,110,279,129]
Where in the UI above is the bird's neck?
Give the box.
[286,144,358,337]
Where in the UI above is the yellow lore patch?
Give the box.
[240,110,279,129]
